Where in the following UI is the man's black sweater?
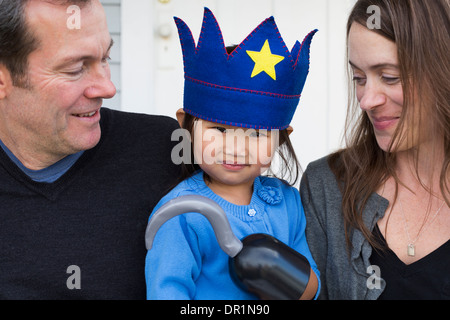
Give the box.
[0,108,180,299]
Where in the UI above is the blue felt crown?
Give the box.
[175,7,317,130]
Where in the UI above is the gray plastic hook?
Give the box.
[145,195,244,258]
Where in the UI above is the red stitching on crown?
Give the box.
[185,75,301,99]
[227,17,269,60]
[184,107,288,130]
[196,9,228,58]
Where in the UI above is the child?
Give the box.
[145,7,320,300]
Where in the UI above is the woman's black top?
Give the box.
[370,225,450,300]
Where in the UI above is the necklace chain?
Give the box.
[399,199,445,257]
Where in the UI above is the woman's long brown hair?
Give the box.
[329,0,450,249]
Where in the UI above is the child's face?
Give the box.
[192,119,278,189]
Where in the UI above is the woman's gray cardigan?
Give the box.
[300,156,389,300]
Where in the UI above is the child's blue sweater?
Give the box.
[145,171,320,300]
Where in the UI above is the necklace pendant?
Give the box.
[407,244,416,257]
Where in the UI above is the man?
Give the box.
[0,0,179,299]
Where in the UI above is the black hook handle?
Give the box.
[145,195,312,300]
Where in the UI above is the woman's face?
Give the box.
[348,22,405,152]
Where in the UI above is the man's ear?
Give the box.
[176,108,185,127]
[0,65,12,100]
[286,126,294,136]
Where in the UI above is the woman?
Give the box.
[300,0,449,299]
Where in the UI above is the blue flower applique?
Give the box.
[257,186,282,205]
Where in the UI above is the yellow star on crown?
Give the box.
[246,39,285,81]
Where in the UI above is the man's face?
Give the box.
[0,0,116,167]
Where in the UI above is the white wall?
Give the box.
[101,0,122,110]
[117,0,356,169]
